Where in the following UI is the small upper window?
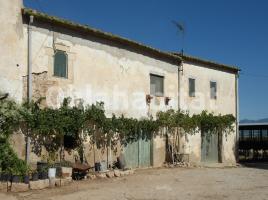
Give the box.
[189,78,195,97]
[210,81,217,99]
[150,74,164,96]
[54,50,68,78]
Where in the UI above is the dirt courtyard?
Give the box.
[1,164,268,200]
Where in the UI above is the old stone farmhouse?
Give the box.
[0,0,239,168]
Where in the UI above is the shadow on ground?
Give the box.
[240,161,268,170]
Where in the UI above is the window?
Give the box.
[150,74,164,96]
[189,78,195,97]
[54,50,68,78]
[210,81,217,99]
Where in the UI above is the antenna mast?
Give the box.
[172,20,185,55]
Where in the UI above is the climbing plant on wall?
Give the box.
[20,98,88,162]
[156,109,200,163]
[193,111,236,136]
[0,96,236,166]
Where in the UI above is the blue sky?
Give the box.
[24,0,268,120]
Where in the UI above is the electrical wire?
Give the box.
[240,72,268,79]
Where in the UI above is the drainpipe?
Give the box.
[177,60,183,153]
[178,58,183,111]
[26,15,34,164]
[235,72,240,162]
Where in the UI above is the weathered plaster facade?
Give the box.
[179,61,237,164]
[24,24,179,116]
[0,0,25,102]
[0,0,238,167]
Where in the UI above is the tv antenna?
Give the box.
[172,20,186,55]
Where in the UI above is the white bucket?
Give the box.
[100,160,107,172]
[48,168,56,178]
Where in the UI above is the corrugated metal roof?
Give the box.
[239,122,268,126]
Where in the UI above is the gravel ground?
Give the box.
[1,164,268,200]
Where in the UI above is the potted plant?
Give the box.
[31,169,39,181]
[57,161,73,178]
[0,170,11,182]
[11,175,21,183]
[48,165,56,179]
[11,160,28,183]
[37,159,48,179]
[47,153,57,179]
[38,167,48,180]
[23,167,30,184]
[11,166,21,183]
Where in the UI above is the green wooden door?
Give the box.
[138,138,151,167]
[201,133,219,162]
[124,140,139,168]
[124,137,152,168]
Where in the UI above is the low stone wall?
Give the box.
[0,169,135,193]
[29,179,50,190]
[11,183,29,193]
[88,169,134,180]
[0,182,8,192]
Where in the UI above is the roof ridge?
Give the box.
[22,8,181,65]
[172,52,240,73]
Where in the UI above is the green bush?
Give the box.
[0,97,28,176]
[0,139,28,175]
